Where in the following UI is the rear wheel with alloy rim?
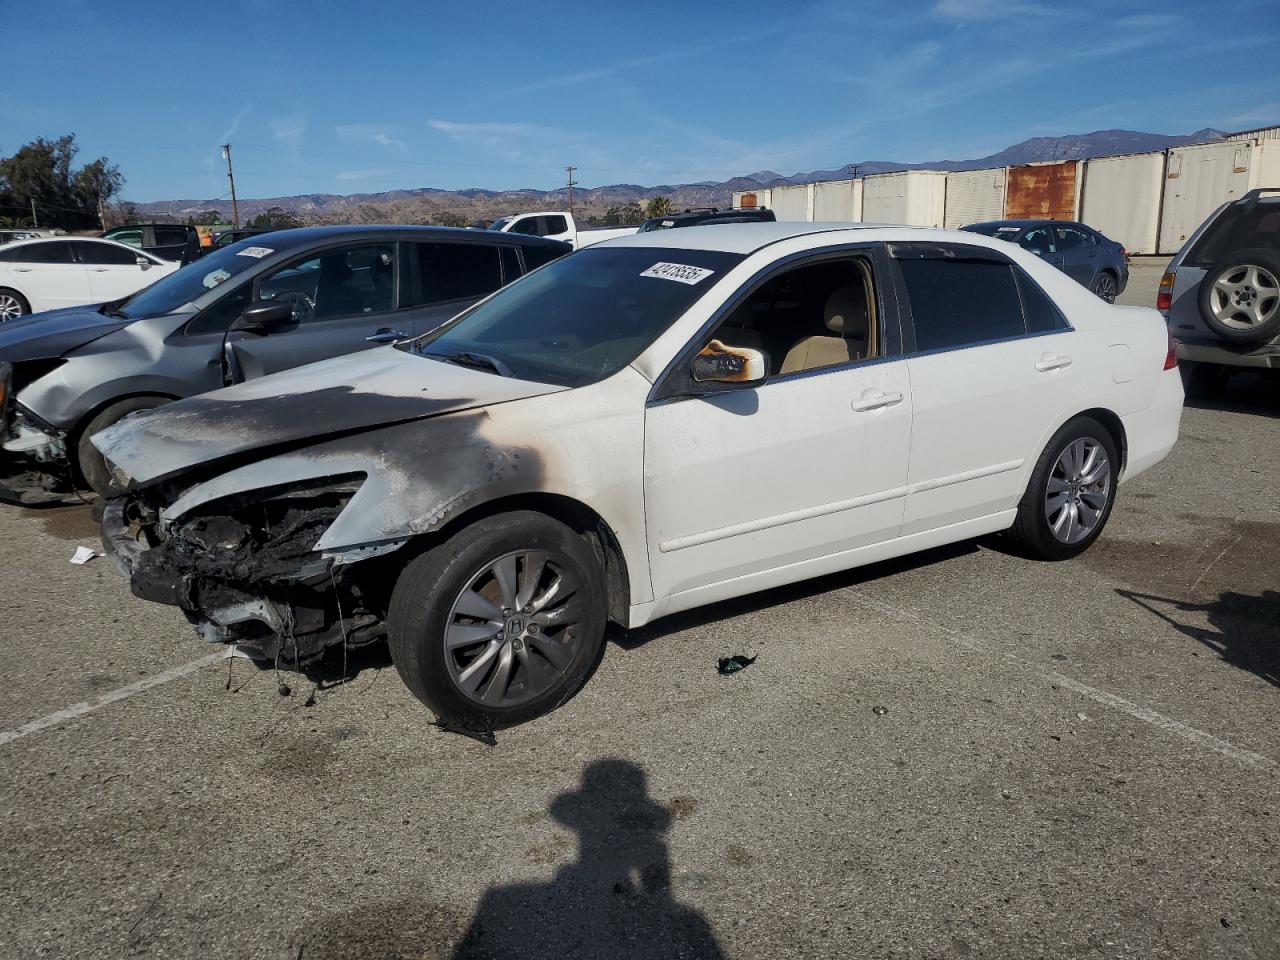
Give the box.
[1008,416,1119,560]
[1090,271,1118,303]
[389,511,608,729]
[0,288,29,322]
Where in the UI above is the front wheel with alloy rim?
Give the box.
[0,288,30,322]
[1007,416,1119,560]
[388,511,608,729]
[1090,271,1118,303]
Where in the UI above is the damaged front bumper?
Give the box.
[0,403,74,505]
[101,479,404,664]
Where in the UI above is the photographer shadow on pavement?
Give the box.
[451,759,725,960]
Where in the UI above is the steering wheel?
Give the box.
[274,291,315,323]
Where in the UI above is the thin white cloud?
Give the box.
[218,104,252,145]
[271,113,307,150]
[932,0,1054,20]
[336,123,407,151]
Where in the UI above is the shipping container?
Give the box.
[1079,151,1165,255]
[861,171,947,227]
[812,178,862,222]
[1157,138,1280,253]
[733,189,772,210]
[1005,160,1081,220]
[769,183,812,221]
[943,168,1006,229]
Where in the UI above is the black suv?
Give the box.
[102,223,201,263]
[1160,188,1280,396]
[637,206,777,233]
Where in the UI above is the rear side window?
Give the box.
[9,242,75,264]
[519,242,563,271]
[74,241,139,265]
[898,258,1026,352]
[499,245,521,284]
[543,215,568,235]
[154,226,189,247]
[1016,270,1069,333]
[107,229,144,248]
[416,242,502,303]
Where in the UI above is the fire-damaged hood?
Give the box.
[0,304,132,362]
[92,347,567,487]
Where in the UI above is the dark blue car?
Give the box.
[962,219,1128,303]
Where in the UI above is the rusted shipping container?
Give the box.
[1005,161,1080,220]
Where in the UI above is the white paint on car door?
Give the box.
[10,241,91,311]
[643,360,912,599]
[76,241,171,303]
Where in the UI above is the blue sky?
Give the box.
[3,0,1276,202]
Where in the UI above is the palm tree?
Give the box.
[645,196,673,219]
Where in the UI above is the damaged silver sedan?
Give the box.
[96,223,1183,729]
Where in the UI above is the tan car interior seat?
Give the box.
[779,280,873,374]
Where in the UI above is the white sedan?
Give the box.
[98,222,1184,730]
[0,237,177,320]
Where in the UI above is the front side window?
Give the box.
[186,284,251,335]
[898,256,1026,352]
[510,216,544,237]
[702,256,880,377]
[106,229,144,249]
[74,241,140,265]
[258,243,396,322]
[1020,227,1057,256]
[154,226,189,247]
[403,246,742,387]
[414,242,502,304]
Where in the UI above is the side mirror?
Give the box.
[691,339,767,386]
[233,300,294,334]
[136,256,152,270]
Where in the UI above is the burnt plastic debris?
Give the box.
[717,655,757,675]
[432,717,497,747]
[872,705,889,716]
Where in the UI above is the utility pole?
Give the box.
[29,198,38,228]
[221,144,240,227]
[565,165,577,216]
[98,192,107,230]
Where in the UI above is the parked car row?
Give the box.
[0,237,177,320]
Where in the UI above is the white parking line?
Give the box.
[0,650,230,747]
[850,590,1277,771]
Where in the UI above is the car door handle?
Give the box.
[1035,354,1073,372]
[850,390,904,412]
[12,267,31,272]
[365,329,409,344]
[90,267,110,272]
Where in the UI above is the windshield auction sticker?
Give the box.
[236,246,274,258]
[641,262,714,285]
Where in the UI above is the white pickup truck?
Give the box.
[486,211,637,249]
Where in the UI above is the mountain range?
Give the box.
[132,127,1229,225]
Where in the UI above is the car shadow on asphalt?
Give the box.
[613,540,979,650]
[1184,370,1280,417]
[449,758,725,960]
[1118,588,1280,688]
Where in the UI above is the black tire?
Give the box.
[75,396,172,496]
[388,510,608,729]
[1007,416,1120,561]
[1198,248,1280,344]
[1090,270,1118,303]
[1181,361,1231,400]
[0,287,30,322]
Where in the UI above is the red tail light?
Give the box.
[1164,329,1178,370]
[1156,270,1176,311]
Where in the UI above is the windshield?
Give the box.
[638,217,680,233]
[487,217,514,232]
[114,241,274,319]
[401,246,743,388]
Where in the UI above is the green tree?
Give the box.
[0,134,124,229]
[189,209,225,225]
[644,196,673,219]
[430,210,469,227]
[249,206,302,228]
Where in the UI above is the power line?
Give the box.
[565,165,577,215]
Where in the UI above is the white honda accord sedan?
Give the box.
[97,222,1184,730]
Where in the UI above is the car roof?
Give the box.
[965,219,1094,229]
[606,221,906,254]
[233,223,569,250]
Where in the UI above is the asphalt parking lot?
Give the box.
[2,295,1278,959]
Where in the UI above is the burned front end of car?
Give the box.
[102,474,401,664]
